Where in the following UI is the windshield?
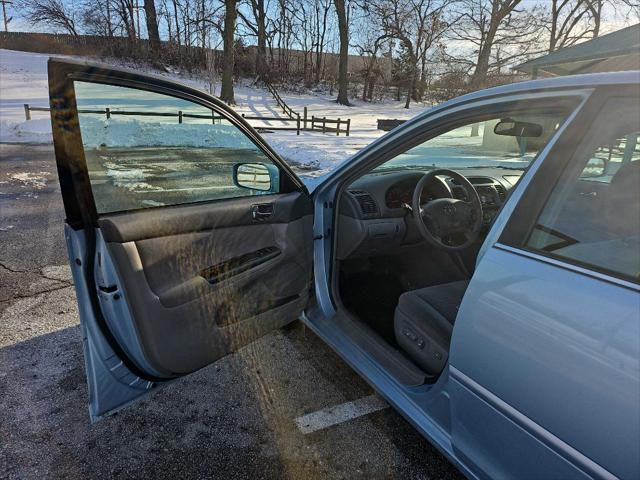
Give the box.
[374,115,565,173]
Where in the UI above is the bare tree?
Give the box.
[452,0,543,89]
[352,11,386,101]
[585,0,604,36]
[273,0,296,79]
[545,0,593,52]
[368,0,454,108]
[170,0,181,45]
[334,0,350,104]
[238,0,270,81]
[113,0,137,39]
[144,0,161,49]
[82,0,118,37]
[220,0,237,103]
[312,0,332,84]
[26,0,79,36]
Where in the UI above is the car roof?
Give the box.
[423,70,640,120]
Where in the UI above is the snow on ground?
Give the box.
[0,48,432,174]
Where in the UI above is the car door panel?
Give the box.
[48,58,314,419]
[99,196,313,376]
[451,246,639,479]
[449,368,592,480]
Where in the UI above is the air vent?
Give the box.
[494,184,507,201]
[349,190,379,216]
[469,176,492,185]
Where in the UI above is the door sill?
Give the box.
[303,302,429,387]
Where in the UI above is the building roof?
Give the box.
[515,24,640,76]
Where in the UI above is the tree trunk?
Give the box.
[590,1,602,38]
[254,0,269,82]
[549,0,558,52]
[200,0,207,49]
[471,24,497,90]
[334,0,350,105]
[220,0,237,104]
[367,76,375,101]
[315,2,329,85]
[171,0,181,46]
[144,0,161,50]
[405,69,417,109]
[127,0,136,40]
[470,0,508,90]
[106,0,113,37]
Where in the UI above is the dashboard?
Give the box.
[336,168,523,259]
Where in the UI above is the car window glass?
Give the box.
[74,81,279,214]
[526,98,640,282]
[374,113,567,172]
[579,133,640,182]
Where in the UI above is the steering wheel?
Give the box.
[411,169,483,251]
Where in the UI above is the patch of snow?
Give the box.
[1,48,433,175]
[8,171,50,188]
[79,116,259,149]
[0,118,54,144]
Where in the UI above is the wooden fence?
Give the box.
[264,80,351,136]
[24,104,225,123]
[23,104,351,136]
[265,82,298,120]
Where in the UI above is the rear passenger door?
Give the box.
[49,59,314,421]
[449,91,640,479]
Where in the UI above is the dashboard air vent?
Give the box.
[494,184,507,201]
[349,190,379,216]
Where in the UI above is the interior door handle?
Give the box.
[251,203,274,220]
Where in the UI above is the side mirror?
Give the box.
[581,157,607,178]
[233,163,275,191]
[494,119,543,138]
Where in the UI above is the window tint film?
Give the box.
[525,98,640,282]
[74,81,279,214]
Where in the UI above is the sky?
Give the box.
[3,0,638,50]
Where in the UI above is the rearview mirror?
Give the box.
[494,119,543,138]
[233,163,274,191]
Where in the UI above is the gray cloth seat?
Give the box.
[394,280,469,376]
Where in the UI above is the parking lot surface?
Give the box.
[0,143,462,479]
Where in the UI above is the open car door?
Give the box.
[48,59,314,421]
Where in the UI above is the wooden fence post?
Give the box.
[322,117,326,134]
[296,113,300,135]
[311,115,315,131]
[178,111,183,123]
[105,107,111,119]
[24,104,30,121]
[336,118,341,136]
[303,107,308,130]
[346,118,351,137]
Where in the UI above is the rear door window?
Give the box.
[524,98,640,282]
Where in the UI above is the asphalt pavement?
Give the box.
[0,143,463,480]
